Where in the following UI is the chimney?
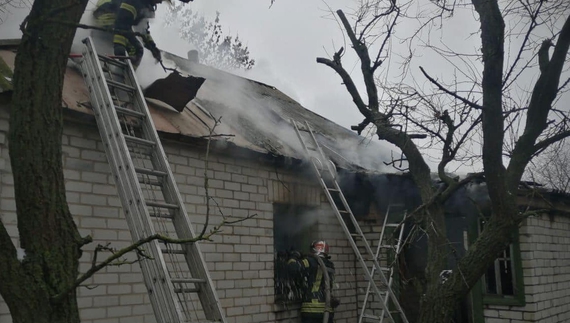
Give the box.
[187,50,199,63]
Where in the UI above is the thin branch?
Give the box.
[419,67,483,110]
[53,209,255,303]
[533,130,570,154]
[502,1,544,87]
[317,53,371,119]
[46,19,149,39]
[200,117,222,237]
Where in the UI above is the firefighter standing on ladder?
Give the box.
[288,240,339,323]
[93,0,175,67]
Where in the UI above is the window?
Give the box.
[273,203,318,303]
[478,218,525,305]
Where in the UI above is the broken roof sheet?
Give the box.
[160,52,395,171]
[0,46,395,172]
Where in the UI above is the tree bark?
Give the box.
[319,4,570,323]
[0,1,88,323]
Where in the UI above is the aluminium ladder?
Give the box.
[291,120,409,323]
[79,37,226,323]
[359,205,406,323]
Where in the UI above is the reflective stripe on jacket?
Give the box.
[287,255,335,314]
[93,0,122,26]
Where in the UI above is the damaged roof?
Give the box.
[0,44,394,171]
[159,52,394,171]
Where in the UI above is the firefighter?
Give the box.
[287,240,339,323]
[92,0,170,67]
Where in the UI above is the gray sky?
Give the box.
[0,0,370,133]
[151,0,367,130]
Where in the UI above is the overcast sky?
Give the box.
[151,0,368,130]
[0,0,374,133]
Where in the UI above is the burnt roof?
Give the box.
[0,45,395,172]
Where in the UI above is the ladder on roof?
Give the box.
[79,37,226,323]
[359,205,406,323]
[291,119,409,323]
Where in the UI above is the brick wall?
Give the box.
[0,107,362,323]
[483,213,570,323]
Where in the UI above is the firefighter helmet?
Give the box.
[310,240,329,256]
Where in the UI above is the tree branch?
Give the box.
[317,53,371,119]
[46,19,149,40]
[502,1,544,88]
[336,10,379,111]
[419,66,483,110]
[508,14,570,185]
[437,110,457,186]
[533,130,570,154]
[52,210,255,303]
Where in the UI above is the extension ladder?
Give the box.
[359,205,406,323]
[79,37,226,323]
[292,120,408,323]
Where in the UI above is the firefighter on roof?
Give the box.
[287,240,339,323]
[93,0,171,67]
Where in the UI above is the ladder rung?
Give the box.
[106,79,136,92]
[124,134,155,147]
[385,223,400,228]
[161,248,185,254]
[379,245,393,249]
[135,167,167,177]
[174,287,200,293]
[149,211,173,219]
[362,313,381,320]
[327,188,340,192]
[171,278,206,284]
[146,201,179,209]
[98,54,128,66]
[115,106,145,118]
[139,178,162,186]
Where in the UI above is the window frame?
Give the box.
[273,203,319,304]
[469,217,526,307]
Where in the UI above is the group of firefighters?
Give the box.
[89,1,338,322]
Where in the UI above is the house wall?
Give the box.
[483,213,570,323]
[0,106,362,323]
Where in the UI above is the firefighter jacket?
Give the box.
[287,255,335,316]
[93,0,159,65]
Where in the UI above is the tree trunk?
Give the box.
[0,1,88,322]
[418,290,456,323]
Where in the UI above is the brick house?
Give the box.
[0,42,393,323]
[1,40,570,323]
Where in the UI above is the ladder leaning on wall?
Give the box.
[358,205,407,323]
[291,119,409,323]
[79,36,226,323]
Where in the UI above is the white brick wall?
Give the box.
[483,213,570,322]
[0,107,361,323]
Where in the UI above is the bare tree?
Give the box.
[318,0,570,322]
[166,7,255,70]
[0,2,259,323]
